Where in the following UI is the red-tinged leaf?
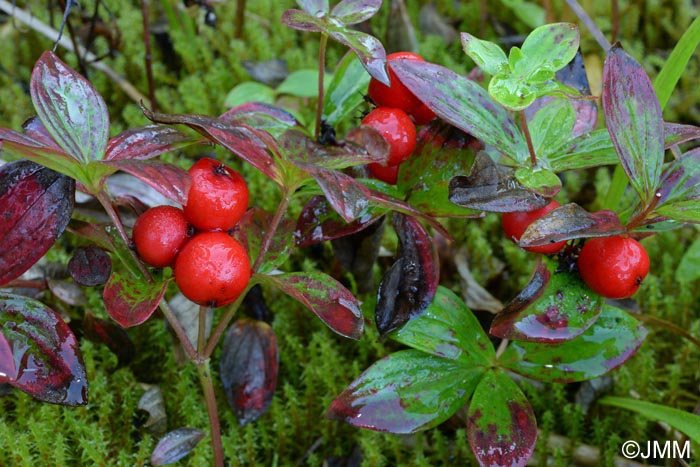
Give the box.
[66,220,115,251]
[331,216,385,294]
[219,318,278,425]
[327,349,483,434]
[0,160,75,286]
[282,129,384,171]
[101,159,190,205]
[30,51,109,163]
[151,427,205,466]
[83,313,135,366]
[490,258,604,343]
[664,122,700,147]
[0,293,88,405]
[658,149,700,207]
[68,245,112,287]
[259,272,363,339]
[448,152,548,213]
[391,60,529,162]
[103,273,169,328]
[219,102,302,138]
[602,45,664,204]
[47,279,87,306]
[368,188,452,240]
[281,9,325,31]
[499,305,647,383]
[331,0,381,25]
[233,208,295,274]
[308,166,374,223]
[519,204,625,248]
[141,107,282,184]
[467,370,537,467]
[344,125,391,164]
[0,126,49,148]
[21,116,63,149]
[328,28,389,86]
[0,139,86,183]
[0,332,16,383]
[105,125,195,161]
[294,195,385,247]
[375,213,439,335]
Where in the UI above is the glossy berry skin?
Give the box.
[133,205,189,268]
[410,102,437,126]
[577,235,650,299]
[368,51,425,115]
[368,162,399,185]
[184,158,249,232]
[362,107,417,166]
[174,232,251,307]
[501,200,567,254]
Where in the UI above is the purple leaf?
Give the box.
[518,204,625,248]
[0,126,51,148]
[101,159,190,206]
[103,273,169,328]
[30,51,109,163]
[375,214,439,335]
[219,318,279,425]
[448,152,548,212]
[281,9,325,32]
[219,102,302,137]
[328,28,389,86]
[500,305,647,383]
[82,313,135,366]
[467,370,537,467]
[105,125,195,161]
[22,116,64,149]
[331,0,382,25]
[0,332,16,383]
[260,272,363,339]
[602,45,664,204]
[391,60,528,162]
[282,129,384,170]
[151,427,205,466]
[490,258,604,343]
[0,160,75,286]
[308,167,374,223]
[0,293,88,405]
[326,349,481,434]
[297,0,329,16]
[658,148,700,206]
[233,208,295,274]
[664,122,700,147]
[68,245,112,287]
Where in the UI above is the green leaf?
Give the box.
[514,167,561,198]
[548,128,618,172]
[224,82,275,108]
[599,397,700,444]
[323,53,371,125]
[326,349,483,434]
[467,370,537,467]
[461,33,509,76]
[0,139,87,185]
[488,74,538,111]
[499,305,647,383]
[655,200,700,223]
[529,98,576,161]
[390,286,495,363]
[519,23,579,76]
[653,15,700,111]
[330,0,381,26]
[277,69,331,97]
[675,237,700,282]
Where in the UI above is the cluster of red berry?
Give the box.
[132,157,252,307]
[502,201,650,300]
[362,52,436,184]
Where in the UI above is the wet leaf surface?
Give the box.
[323,53,372,126]
[326,349,482,434]
[448,152,548,212]
[467,370,536,467]
[0,160,75,286]
[47,279,87,306]
[375,213,439,335]
[331,0,381,25]
[82,312,135,366]
[220,102,301,137]
[104,124,195,161]
[331,216,385,294]
[68,245,112,287]
[514,167,562,198]
[151,427,205,466]
[518,203,625,248]
[30,51,109,163]
[490,258,604,343]
[0,293,87,405]
[499,305,647,382]
[307,167,373,223]
[219,318,278,425]
[602,45,664,204]
[233,208,295,274]
[259,272,363,339]
[390,286,494,363]
[103,272,169,328]
[656,149,700,223]
[283,129,385,170]
[102,159,190,206]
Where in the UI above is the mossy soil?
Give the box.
[1,1,700,466]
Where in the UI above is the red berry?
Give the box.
[501,200,567,255]
[577,235,650,299]
[362,107,417,166]
[133,205,189,268]
[410,102,437,126]
[368,162,399,185]
[174,232,251,307]
[368,52,425,115]
[184,158,249,231]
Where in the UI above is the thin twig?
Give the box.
[141,0,158,111]
[0,0,148,103]
[565,0,612,52]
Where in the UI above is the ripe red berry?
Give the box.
[577,235,650,299]
[501,200,567,255]
[174,232,251,307]
[368,51,425,115]
[132,205,189,268]
[362,107,417,166]
[368,162,399,185]
[184,158,249,232]
[410,102,437,126]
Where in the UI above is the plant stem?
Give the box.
[234,0,246,39]
[197,305,209,355]
[315,33,329,141]
[252,190,292,273]
[564,0,611,51]
[519,111,538,168]
[203,282,251,358]
[158,299,199,361]
[141,0,158,111]
[195,360,225,467]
